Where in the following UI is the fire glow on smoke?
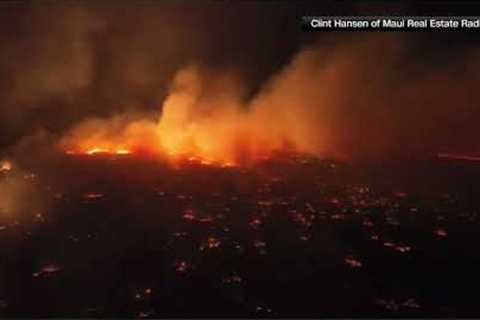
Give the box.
[58,59,329,166]
[56,34,480,165]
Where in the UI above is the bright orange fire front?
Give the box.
[65,147,131,156]
[57,66,323,167]
[85,148,131,156]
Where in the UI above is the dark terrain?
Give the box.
[1,152,479,318]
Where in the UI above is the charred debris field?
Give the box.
[1,153,480,318]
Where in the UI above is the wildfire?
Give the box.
[86,148,131,155]
[62,136,243,168]
[66,147,133,156]
[0,160,12,172]
[57,66,323,167]
[86,148,110,155]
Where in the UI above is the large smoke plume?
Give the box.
[1,3,480,164]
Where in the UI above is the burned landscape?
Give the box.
[2,2,480,318]
[1,152,480,317]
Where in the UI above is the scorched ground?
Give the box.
[0,152,479,317]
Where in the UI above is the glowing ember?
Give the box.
[86,148,110,155]
[0,160,12,172]
[197,216,214,223]
[82,193,104,200]
[344,255,362,268]
[437,153,480,161]
[383,241,395,247]
[32,264,63,277]
[199,236,222,251]
[433,228,448,238]
[138,311,152,318]
[254,240,266,248]
[203,236,221,249]
[330,198,340,205]
[249,217,263,229]
[182,209,196,220]
[41,265,62,273]
[173,260,192,274]
[394,245,411,253]
[331,213,345,220]
[222,274,243,284]
[221,162,236,168]
[290,211,313,227]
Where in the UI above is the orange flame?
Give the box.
[86,148,110,155]
[84,148,131,156]
[58,65,323,166]
[0,160,12,172]
[115,149,131,155]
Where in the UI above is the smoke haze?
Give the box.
[1,3,480,164]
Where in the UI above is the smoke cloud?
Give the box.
[1,3,480,164]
